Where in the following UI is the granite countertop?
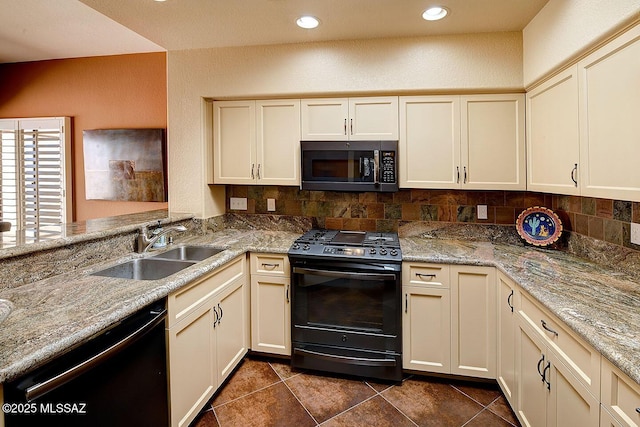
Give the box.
[0,209,193,259]
[0,228,299,383]
[401,236,640,386]
[0,226,639,390]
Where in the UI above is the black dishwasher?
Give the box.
[3,300,169,427]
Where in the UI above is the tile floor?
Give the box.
[191,356,521,427]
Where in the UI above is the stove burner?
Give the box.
[289,229,401,262]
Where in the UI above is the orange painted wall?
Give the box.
[0,52,167,221]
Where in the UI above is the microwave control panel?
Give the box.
[380,151,396,183]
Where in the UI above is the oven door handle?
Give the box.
[292,267,396,282]
[294,348,397,367]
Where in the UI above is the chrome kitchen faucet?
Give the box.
[137,224,187,253]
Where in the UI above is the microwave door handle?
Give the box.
[373,150,380,185]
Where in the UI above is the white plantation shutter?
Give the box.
[0,120,19,229]
[0,118,71,231]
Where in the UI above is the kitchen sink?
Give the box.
[151,245,224,262]
[91,258,196,281]
[0,299,13,324]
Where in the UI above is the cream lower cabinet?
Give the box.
[167,256,249,427]
[516,320,599,427]
[516,289,601,427]
[497,271,517,406]
[450,265,497,379]
[600,357,640,427]
[402,263,495,379]
[402,263,451,373]
[250,253,291,356]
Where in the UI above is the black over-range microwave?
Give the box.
[300,140,398,192]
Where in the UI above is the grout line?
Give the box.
[377,390,420,427]
[212,379,283,409]
[460,408,488,427]
[485,395,521,427]
[318,394,381,426]
[280,374,320,426]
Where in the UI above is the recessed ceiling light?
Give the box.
[296,16,320,29]
[422,6,449,21]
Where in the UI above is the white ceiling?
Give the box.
[1,0,549,64]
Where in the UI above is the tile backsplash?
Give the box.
[226,186,640,252]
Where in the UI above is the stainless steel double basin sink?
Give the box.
[91,246,224,281]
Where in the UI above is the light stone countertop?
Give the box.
[401,236,640,386]
[0,227,639,390]
[0,229,299,383]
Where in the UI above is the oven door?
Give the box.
[292,262,402,353]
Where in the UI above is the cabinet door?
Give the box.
[256,99,301,186]
[601,357,640,427]
[301,98,349,140]
[251,274,291,356]
[527,66,580,195]
[213,100,256,184]
[516,320,548,427]
[578,25,640,202]
[450,266,496,379]
[402,285,451,373]
[399,96,460,189]
[546,350,600,427]
[461,94,526,190]
[349,96,399,140]
[497,272,517,406]
[167,303,217,427]
[215,278,249,386]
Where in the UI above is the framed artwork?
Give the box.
[83,128,167,202]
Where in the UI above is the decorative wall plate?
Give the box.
[516,207,562,247]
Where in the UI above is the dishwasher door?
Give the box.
[3,300,169,427]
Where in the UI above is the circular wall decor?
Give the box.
[516,206,563,247]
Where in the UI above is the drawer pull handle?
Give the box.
[416,273,436,281]
[405,293,408,313]
[262,263,280,269]
[636,408,640,414]
[286,285,290,303]
[507,289,514,313]
[541,320,559,337]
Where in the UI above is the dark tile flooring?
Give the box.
[191,356,521,427]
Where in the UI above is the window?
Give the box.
[0,118,72,235]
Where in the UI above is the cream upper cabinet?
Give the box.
[497,272,517,407]
[450,265,497,379]
[402,263,451,373]
[301,97,398,141]
[578,24,640,202]
[399,94,525,190]
[213,100,255,184]
[399,96,460,188]
[213,99,300,185]
[527,66,581,195]
[460,94,526,190]
[256,99,301,185]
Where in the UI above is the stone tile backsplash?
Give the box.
[226,185,640,252]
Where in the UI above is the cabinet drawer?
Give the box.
[518,290,600,398]
[402,262,450,288]
[601,357,640,427]
[168,255,245,326]
[250,253,290,277]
